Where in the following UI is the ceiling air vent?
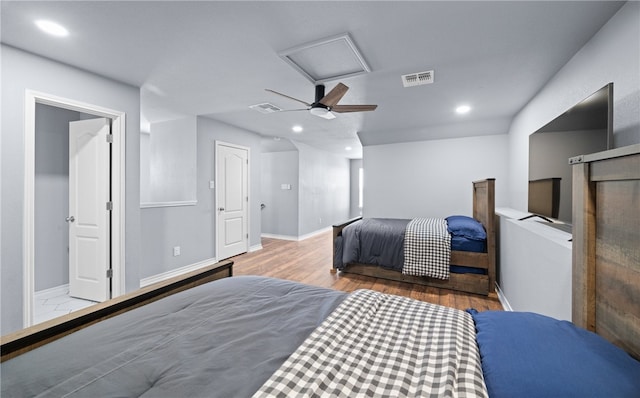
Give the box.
[249,103,283,114]
[401,70,434,87]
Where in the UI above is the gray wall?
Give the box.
[349,159,363,219]
[507,2,640,212]
[34,104,77,291]
[363,134,509,219]
[500,2,639,320]
[139,116,263,279]
[261,151,299,237]
[1,45,141,334]
[295,142,350,236]
[141,116,197,205]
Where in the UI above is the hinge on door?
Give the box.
[106,269,113,278]
[106,201,113,211]
[246,233,249,239]
[106,134,114,143]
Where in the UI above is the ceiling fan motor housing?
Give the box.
[314,84,326,104]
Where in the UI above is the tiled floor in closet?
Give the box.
[34,287,97,325]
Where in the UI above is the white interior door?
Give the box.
[216,142,249,260]
[68,118,111,302]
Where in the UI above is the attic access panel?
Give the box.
[279,33,371,84]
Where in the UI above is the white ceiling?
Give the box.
[1,1,625,158]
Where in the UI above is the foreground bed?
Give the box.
[333,179,496,295]
[2,147,639,397]
[3,273,640,397]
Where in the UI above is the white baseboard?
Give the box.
[35,284,69,300]
[249,244,263,252]
[495,283,512,311]
[261,226,332,242]
[140,257,217,288]
[261,233,298,241]
[298,226,332,241]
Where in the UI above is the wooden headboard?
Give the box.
[571,144,640,360]
[472,178,496,290]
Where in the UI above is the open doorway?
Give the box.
[23,91,126,328]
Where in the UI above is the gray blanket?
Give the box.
[338,218,410,271]
[1,276,347,397]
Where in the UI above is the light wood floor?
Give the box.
[231,231,502,312]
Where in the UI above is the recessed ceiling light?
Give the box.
[456,105,471,114]
[345,146,352,151]
[35,19,69,37]
[292,125,303,133]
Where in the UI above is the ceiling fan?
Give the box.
[265,83,377,120]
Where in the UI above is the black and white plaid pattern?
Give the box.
[403,218,451,279]
[253,290,487,398]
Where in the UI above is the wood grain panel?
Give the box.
[594,179,640,359]
[572,146,640,360]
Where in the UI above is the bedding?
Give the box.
[336,216,487,275]
[403,218,451,279]
[255,289,486,397]
[4,275,640,397]
[1,276,347,397]
[469,310,640,398]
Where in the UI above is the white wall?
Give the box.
[1,45,141,334]
[507,2,640,211]
[363,134,509,219]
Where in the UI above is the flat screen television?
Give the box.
[527,83,613,224]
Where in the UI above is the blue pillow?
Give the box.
[468,310,640,398]
[445,215,486,240]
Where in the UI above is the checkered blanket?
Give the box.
[253,290,487,398]
[403,218,451,279]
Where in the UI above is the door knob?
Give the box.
[66,216,75,223]
[218,207,225,211]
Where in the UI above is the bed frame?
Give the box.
[1,260,233,362]
[331,179,496,296]
[571,144,640,360]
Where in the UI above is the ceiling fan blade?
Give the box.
[319,83,349,107]
[331,104,378,113]
[265,89,311,107]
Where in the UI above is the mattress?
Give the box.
[1,276,347,397]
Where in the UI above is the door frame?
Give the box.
[214,140,250,260]
[23,90,126,327]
